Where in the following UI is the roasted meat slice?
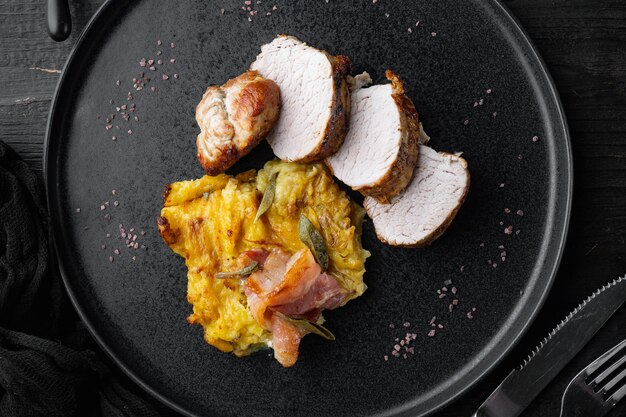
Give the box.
[364,146,470,247]
[195,70,280,175]
[250,35,351,162]
[326,70,420,203]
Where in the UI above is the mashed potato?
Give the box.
[158,161,369,356]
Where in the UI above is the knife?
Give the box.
[473,275,626,417]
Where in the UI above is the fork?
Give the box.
[560,339,626,417]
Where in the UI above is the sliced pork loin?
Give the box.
[196,70,281,175]
[326,70,420,203]
[250,35,351,162]
[364,146,470,247]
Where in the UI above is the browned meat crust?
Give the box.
[196,70,280,175]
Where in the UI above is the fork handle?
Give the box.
[47,0,71,41]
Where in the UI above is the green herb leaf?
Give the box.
[279,313,335,341]
[215,261,259,279]
[298,214,329,271]
[254,171,278,223]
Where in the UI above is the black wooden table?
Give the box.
[1,1,625,416]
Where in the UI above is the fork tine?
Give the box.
[599,366,626,396]
[589,354,626,387]
[586,339,626,376]
[608,381,626,403]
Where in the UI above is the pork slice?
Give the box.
[364,146,470,247]
[326,70,420,203]
[250,35,351,162]
[195,70,280,175]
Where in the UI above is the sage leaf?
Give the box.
[254,171,278,223]
[298,214,329,271]
[215,261,259,279]
[279,313,335,341]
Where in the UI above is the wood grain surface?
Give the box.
[1,0,624,416]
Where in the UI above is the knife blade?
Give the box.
[474,275,626,417]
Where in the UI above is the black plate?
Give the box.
[44,1,572,416]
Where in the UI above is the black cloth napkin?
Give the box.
[0,141,159,417]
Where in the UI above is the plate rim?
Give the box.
[43,1,573,416]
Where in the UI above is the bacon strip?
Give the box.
[244,248,349,367]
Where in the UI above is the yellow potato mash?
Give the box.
[158,161,369,356]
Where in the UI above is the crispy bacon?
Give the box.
[244,248,349,367]
[269,314,305,367]
[239,249,270,266]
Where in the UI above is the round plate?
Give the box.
[45,1,572,416]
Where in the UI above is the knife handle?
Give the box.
[47,0,72,42]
